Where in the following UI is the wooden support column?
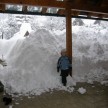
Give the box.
[66,7,72,59]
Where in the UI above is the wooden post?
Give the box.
[66,7,72,59]
[66,6,72,76]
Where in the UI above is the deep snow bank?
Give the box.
[72,26,108,82]
[0,28,74,95]
[0,25,108,95]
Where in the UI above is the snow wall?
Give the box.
[0,24,108,95]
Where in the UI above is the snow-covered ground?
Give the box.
[0,23,108,96]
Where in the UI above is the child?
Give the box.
[57,49,72,86]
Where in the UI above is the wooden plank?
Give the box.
[87,12,92,17]
[62,0,108,14]
[41,7,47,14]
[0,4,5,11]
[101,0,108,7]
[0,4,2,10]
[95,0,104,6]
[86,12,105,18]
[98,14,103,18]
[0,0,66,8]
[69,3,108,14]
[74,0,86,4]
[57,9,65,15]
[86,12,108,19]
[22,5,27,12]
[0,0,108,14]
[103,14,108,18]
[72,10,80,16]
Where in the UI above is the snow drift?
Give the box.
[0,25,74,95]
[0,23,108,95]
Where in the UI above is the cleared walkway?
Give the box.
[0,82,108,108]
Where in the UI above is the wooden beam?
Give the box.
[66,7,72,59]
[69,3,108,14]
[85,12,107,19]
[2,4,5,11]
[22,5,27,13]
[87,12,92,17]
[63,0,71,2]
[0,0,108,15]
[74,0,86,4]
[100,0,108,7]
[0,0,66,8]
[57,9,65,15]
[72,10,80,16]
[0,4,2,10]
[41,7,47,14]
[103,14,108,18]
[98,14,103,18]
[96,0,103,6]
[63,0,108,14]
[0,4,5,11]
[66,6,72,76]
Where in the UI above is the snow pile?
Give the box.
[0,23,108,95]
[0,24,75,95]
[101,81,108,86]
[77,87,86,94]
[58,86,75,93]
[72,26,108,82]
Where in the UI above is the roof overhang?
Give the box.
[0,0,108,21]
